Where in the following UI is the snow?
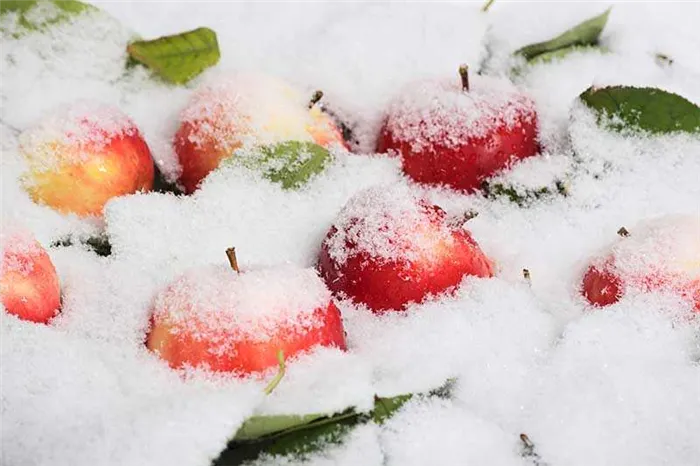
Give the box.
[150,265,332,341]
[2,2,700,466]
[19,101,137,170]
[323,184,454,266]
[381,75,536,151]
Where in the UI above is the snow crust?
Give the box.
[19,101,137,171]
[151,265,332,342]
[2,2,700,466]
[381,75,536,152]
[324,184,454,266]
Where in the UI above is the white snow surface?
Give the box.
[1,2,700,466]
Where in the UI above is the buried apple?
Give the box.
[173,73,346,194]
[318,185,495,313]
[1,230,61,324]
[377,66,540,192]
[146,249,347,374]
[581,215,700,312]
[19,102,154,217]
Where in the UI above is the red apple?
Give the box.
[19,102,154,217]
[146,249,347,374]
[174,74,346,194]
[1,230,61,324]
[377,66,539,192]
[318,185,495,312]
[581,215,700,312]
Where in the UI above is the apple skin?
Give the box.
[318,199,494,313]
[581,216,700,312]
[1,238,61,324]
[21,107,154,217]
[376,75,539,192]
[147,301,346,374]
[174,75,346,194]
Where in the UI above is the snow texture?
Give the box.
[2,2,700,466]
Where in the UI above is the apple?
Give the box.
[19,102,154,217]
[1,230,61,324]
[174,73,346,194]
[376,65,540,192]
[146,249,347,374]
[581,215,700,312]
[318,185,495,312]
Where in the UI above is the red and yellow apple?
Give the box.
[581,215,700,312]
[377,66,539,192]
[146,250,347,374]
[174,73,346,194]
[20,102,154,217]
[1,231,61,324]
[318,185,495,312]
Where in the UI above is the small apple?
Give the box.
[1,230,61,324]
[19,102,154,217]
[146,249,347,374]
[174,74,346,194]
[318,185,495,312]
[581,215,700,312]
[377,66,540,192]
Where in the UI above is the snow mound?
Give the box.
[151,264,332,342]
[381,75,536,152]
[324,184,455,266]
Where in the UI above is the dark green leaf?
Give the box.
[515,8,611,61]
[51,234,112,257]
[127,27,220,85]
[234,413,328,442]
[579,86,700,135]
[1,0,96,35]
[481,180,568,207]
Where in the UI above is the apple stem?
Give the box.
[263,350,286,395]
[523,268,531,285]
[459,65,470,92]
[482,0,495,12]
[226,247,240,272]
[617,227,630,238]
[309,90,324,109]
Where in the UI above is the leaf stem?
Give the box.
[481,0,495,12]
[226,247,240,272]
[263,350,286,395]
[523,268,531,285]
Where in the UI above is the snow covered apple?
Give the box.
[1,230,61,324]
[19,102,154,217]
[318,185,495,312]
[146,249,347,374]
[377,66,540,192]
[582,215,700,312]
[174,73,346,194]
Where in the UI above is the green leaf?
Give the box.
[1,0,96,35]
[51,234,112,257]
[216,379,456,465]
[234,413,328,442]
[515,8,611,62]
[127,27,220,85]
[257,141,332,190]
[481,180,568,207]
[579,86,700,135]
[528,44,609,66]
